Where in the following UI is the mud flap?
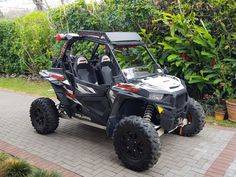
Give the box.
[51,84,73,117]
[106,116,120,137]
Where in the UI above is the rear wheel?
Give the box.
[113,116,161,171]
[176,98,205,137]
[30,98,59,134]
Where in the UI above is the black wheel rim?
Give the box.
[34,108,45,127]
[121,131,144,160]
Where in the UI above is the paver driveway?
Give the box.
[0,90,236,177]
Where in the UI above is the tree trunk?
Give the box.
[33,0,43,11]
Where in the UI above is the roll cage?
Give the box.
[55,30,161,84]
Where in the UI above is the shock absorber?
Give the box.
[144,104,154,122]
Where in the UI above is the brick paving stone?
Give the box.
[0,90,236,177]
[224,153,236,177]
[204,134,236,177]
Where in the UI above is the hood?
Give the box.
[136,75,185,93]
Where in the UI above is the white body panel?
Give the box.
[138,75,185,93]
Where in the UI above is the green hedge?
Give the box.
[0,20,21,74]
[48,0,157,32]
[0,12,56,75]
[15,12,56,75]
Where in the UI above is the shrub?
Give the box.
[0,152,10,166]
[48,0,158,32]
[0,158,32,177]
[0,20,21,74]
[152,11,235,99]
[14,12,56,75]
[0,152,10,161]
[31,169,62,177]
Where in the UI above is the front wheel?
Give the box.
[113,116,161,171]
[30,98,59,135]
[176,98,205,137]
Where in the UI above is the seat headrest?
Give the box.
[77,56,88,65]
[101,55,111,63]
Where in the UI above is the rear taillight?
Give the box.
[56,34,66,41]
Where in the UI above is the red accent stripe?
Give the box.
[116,83,139,93]
[49,73,65,81]
[64,89,76,99]
[179,127,183,136]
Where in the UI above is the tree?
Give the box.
[33,0,43,11]
[0,10,4,18]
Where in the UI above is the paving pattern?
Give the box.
[0,90,236,177]
[225,159,236,177]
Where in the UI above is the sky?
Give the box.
[0,0,102,18]
[0,0,76,18]
[0,0,75,9]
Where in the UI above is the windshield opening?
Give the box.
[113,45,162,80]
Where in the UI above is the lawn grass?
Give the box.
[0,78,55,98]
[206,116,236,129]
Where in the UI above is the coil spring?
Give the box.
[144,104,154,121]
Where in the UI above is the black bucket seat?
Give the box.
[74,56,97,84]
[98,55,116,85]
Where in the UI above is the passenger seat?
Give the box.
[74,56,97,84]
[98,55,115,85]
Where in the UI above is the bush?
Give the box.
[31,169,62,177]
[0,158,32,177]
[48,0,158,32]
[14,12,56,75]
[144,0,236,99]
[0,20,21,74]
[155,12,235,98]
[0,152,10,165]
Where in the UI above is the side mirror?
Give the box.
[163,66,169,74]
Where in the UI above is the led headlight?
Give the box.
[149,93,164,101]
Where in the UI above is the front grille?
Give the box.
[175,93,187,109]
[161,95,173,106]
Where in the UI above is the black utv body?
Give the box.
[30,31,205,171]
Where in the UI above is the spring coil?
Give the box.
[144,104,154,121]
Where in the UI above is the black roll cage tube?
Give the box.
[59,36,162,83]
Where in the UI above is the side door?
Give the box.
[71,40,111,125]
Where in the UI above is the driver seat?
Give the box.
[98,55,115,85]
[74,56,97,84]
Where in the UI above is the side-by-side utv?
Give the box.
[30,31,205,171]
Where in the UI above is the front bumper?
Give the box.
[151,90,189,132]
[156,103,188,132]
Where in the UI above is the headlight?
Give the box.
[149,93,164,101]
